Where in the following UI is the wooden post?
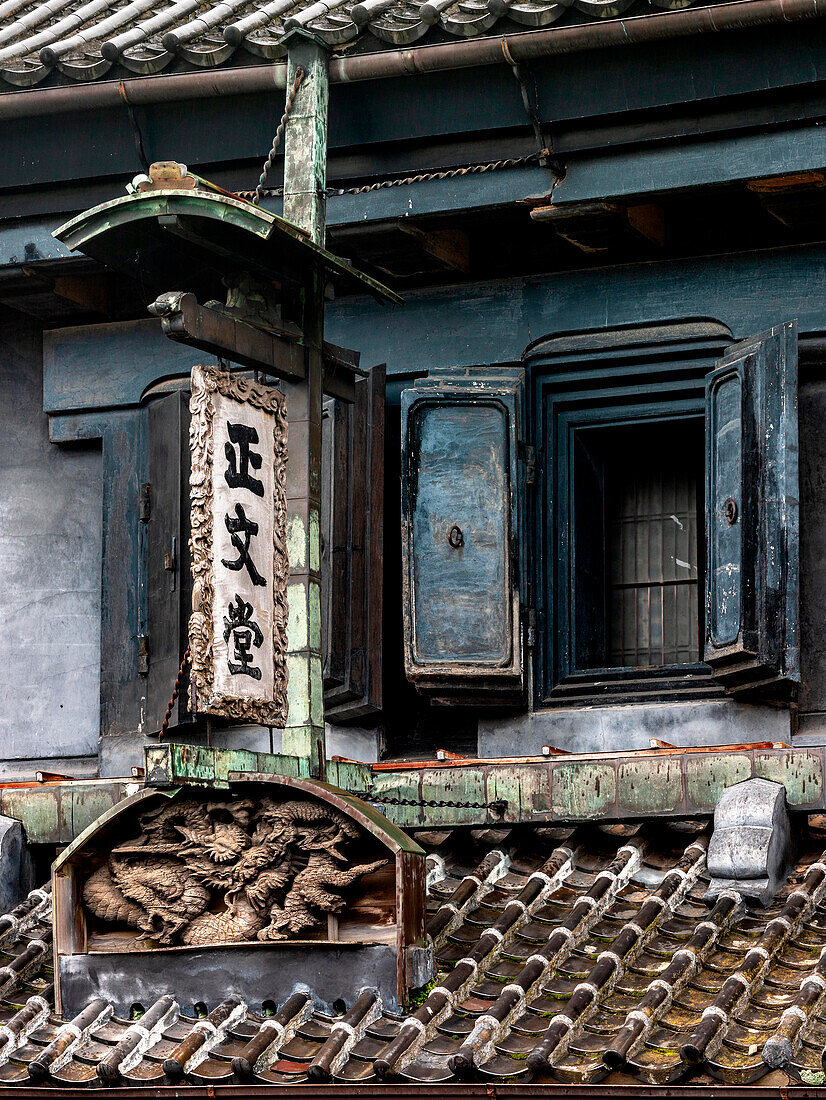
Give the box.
[281,31,329,774]
[283,31,329,247]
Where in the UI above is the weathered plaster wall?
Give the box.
[30,246,826,765]
[478,701,792,759]
[0,309,100,772]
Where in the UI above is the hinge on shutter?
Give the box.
[139,483,151,522]
[520,444,536,486]
[137,633,150,675]
[526,608,537,648]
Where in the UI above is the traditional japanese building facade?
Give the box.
[5,0,826,775]
[3,0,826,1090]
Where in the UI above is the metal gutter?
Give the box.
[0,1083,816,1097]
[0,0,822,120]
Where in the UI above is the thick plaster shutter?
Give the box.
[321,365,385,722]
[400,368,525,704]
[704,320,799,693]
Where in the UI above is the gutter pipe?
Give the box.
[0,0,821,119]
[0,1084,808,1098]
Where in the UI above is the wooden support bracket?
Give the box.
[148,291,362,402]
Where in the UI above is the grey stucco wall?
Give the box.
[0,309,101,770]
[478,700,793,759]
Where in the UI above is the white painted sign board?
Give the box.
[189,364,289,724]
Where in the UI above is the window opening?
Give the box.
[606,423,700,668]
[574,418,703,673]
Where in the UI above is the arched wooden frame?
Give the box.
[53,775,426,1011]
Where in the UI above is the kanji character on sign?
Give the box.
[223,594,264,679]
[222,503,266,587]
[224,422,264,497]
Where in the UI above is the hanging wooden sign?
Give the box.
[189,365,289,724]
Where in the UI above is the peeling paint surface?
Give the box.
[552,762,615,818]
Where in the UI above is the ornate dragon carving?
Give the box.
[83,796,387,947]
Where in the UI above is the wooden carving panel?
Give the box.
[189,364,289,724]
[82,794,388,948]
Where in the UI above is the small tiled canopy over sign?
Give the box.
[53,182,398,770]
[51,775,428,1019]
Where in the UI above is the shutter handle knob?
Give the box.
[448,525,464,549]
[724,498,739,525]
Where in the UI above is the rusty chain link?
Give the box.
[158,645,190,741]
[368,795,508,814]
[253,66,305,206]
[240,152,543,203]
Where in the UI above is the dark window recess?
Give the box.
[606,424,701,668]
[532,318,799,705]
[573,419,703,674]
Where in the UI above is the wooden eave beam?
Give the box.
[529,200,665,252]
[149,291,362,401]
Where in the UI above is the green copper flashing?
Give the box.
[143,742,826,829]
[53,189,401,305]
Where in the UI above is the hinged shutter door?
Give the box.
[401,370,525,703]
[144,388,193,734]
[705,320,799,692]
[321,365,384,722]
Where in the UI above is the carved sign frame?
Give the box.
[189,364,289,724]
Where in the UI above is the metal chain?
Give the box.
[240,152,541,202]
[158,645,191,741]
[253,66,305,206]
[368,796,509,813]
[328,153,542,196]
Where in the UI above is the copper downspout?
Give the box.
[0,0,822,119]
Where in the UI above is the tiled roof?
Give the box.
[5,820,826,1087]
[0,0,715,87]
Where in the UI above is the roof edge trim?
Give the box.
[0,0,822,120]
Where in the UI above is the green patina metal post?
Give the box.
[280,31,330,773]
[283,31,329,246]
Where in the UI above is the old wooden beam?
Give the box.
[747,170,826,231]
[397,224,471,273]
[148,292,362,401]
[143,742,826,831]
[149,291,305,380]
[0,778,141,845]
[529,200,666,253]
[8,740,820,847]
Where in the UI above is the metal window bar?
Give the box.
[608,452,699,669]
